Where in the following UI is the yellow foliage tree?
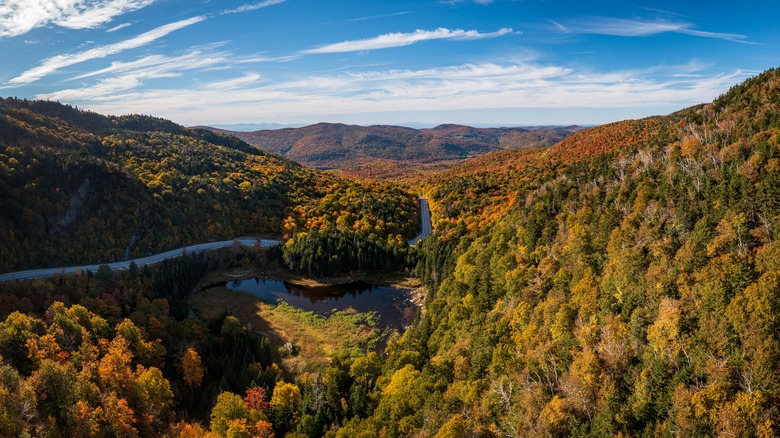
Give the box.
[181,347,204,390]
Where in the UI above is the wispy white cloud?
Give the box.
[445,0,496,4]
[299,27,515,54]
[41,59,753,125]
[39,45,274,101]
[549,20,568,33]
[319,11,411,25]
[72,50,228,80]
[561,17,749,43]
[0,0,155,37]
[106,22,132,32]
[220,0,285,15]
[8,15,206,84]
[6,0,290,85]
[201,73,263,90]
[337,12,411,23]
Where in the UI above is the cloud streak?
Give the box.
[0,0,155,37]
[220,0,285,15]
[38,46,272,101]
[6,0,290,86]
[562,17,748,43]
[299,27,515,54]
[445,0,496,4]
[39,60,752,126]
[201,73,263,90]
[319,11,411,25]
[106,22,132,32]
[343,12,410,23]
[72,49,231,80]
[8,15,205,84]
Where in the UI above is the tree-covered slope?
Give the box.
[363,68,780,436]
[209,122,583,170]
[0,98,417,273]
[2,68,780,438]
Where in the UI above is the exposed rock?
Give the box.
[53,178,90,231]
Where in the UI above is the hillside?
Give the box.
[379,68,780,437]
[1,68,780,438]
[207,122,583,170]
[0,98,418,273]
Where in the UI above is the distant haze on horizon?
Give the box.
[1,0,777,127]
[207,121,593,132]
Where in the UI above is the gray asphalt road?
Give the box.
[2,197,433,281]
[0,238,280,282]
[408,198,432,246]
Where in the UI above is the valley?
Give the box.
[0,238,279,281]
[1,68,779,437]
[207,123,584,177]
[0,198,431,281]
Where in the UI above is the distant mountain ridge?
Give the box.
[207,122,308,131]
[206,122,584,169]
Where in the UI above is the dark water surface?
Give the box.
[216,278,417,331]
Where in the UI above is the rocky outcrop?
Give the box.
[53,179,90,231]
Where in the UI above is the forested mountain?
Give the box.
[1,68,779,437]
[0,98,417,273]
[207,122,583,170]
[380,67,780,437]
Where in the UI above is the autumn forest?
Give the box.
[1,68,780,437]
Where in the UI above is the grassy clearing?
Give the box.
[192,287,387,375]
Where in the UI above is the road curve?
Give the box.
[407,198,432,246]
[0,238,280,282]
[2,198,433,281]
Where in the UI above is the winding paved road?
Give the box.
[407,198,432,246]
[1,197,433,282]
[0,238,280,282]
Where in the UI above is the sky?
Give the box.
[0,0,778,128]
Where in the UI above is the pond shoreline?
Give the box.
[191,264,427,374]
[196,263,427,307]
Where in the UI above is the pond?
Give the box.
[216,278,418,331]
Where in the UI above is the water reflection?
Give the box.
[218,278,416,331]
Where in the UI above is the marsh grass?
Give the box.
[193,287,389,374]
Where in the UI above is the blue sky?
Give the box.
[0,0,777,127]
